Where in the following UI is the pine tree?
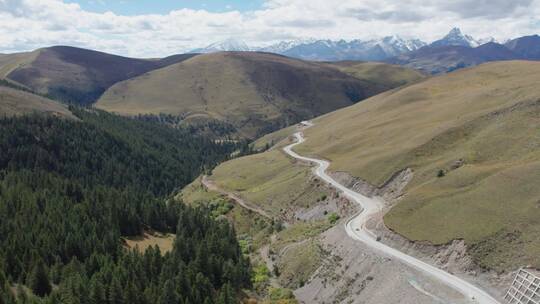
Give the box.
[89,276,106,304]
[108,277,123,304]
[123,282,140,304]
[28,260,52,297]
[159,280,177,304]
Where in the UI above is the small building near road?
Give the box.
[505,268,540,304]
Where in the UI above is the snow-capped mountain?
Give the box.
[430,28,479,48]
[477,37,498,45]
[190,36,425,61]
[191,38,252,53]
[258,38,317,53]
[363,36,426,57]
[269,36,426,61]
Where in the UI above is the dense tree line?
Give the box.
[0,109,251,303]
[135,113,239,139]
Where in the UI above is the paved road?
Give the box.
[283,131,501,304]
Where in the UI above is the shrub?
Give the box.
[328,212,340,224]
[437,169,446,177]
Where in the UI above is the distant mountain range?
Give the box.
[192,36,427,61]
[192,28,540,73]
[391,31,540,73]
[190,28,491,60]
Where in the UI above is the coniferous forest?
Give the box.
[0,109,251,303]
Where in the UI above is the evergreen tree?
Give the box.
[158,280,177,304]
[0,110,250,303]
[108,277,123,304]
[28,261,51,297]
[88,276,106,304]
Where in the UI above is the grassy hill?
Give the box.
[326,61,426,88]
[210,61,539,273]
[0,82,74,118]
[0,46,196,104]
[291,60,540,271]
[96,52,421,138]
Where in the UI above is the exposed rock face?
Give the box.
[294,224,468,304]
[330,168,413,202]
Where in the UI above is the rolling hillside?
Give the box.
[0,81,74,118]
[389,43,520,74]
[326,61,426,88]
[215,61,540,272]
[96,52,421,138]
[293,61,540,271]
[0,46,196,104]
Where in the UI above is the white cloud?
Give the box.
[0,0,539,57]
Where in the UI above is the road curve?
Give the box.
[283,130,501,304]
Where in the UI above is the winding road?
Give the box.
[283,129,501,304]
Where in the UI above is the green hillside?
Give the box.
[293,61,540,271]
[210,61,540,272]
[0,109,249,303]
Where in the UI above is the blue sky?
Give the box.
[65,0,266,14]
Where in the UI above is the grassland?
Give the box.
[327,61,426,88]
[210,148,329,217]
[0,51,38,80]
[124,231,175,253]
[0,85,74,118]
[251,124,298,151]
[182,143,336,288]
[96,52,422,138]
[288,61,540,271]
[0,46,194,104]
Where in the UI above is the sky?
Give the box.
[0,0,539,57]
[63,0,266,15]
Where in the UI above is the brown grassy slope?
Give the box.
[210,148,329,218]
[292,61,540,271]
[96,52,413,138]
[0,52,38,82]
[326,61,426,88]
[1,46,196,104]
[0,85,74,118]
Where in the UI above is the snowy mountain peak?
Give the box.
[431,27,479,48]
[258,38,318,53]
[477,37,498,45]
[192,38,251,53]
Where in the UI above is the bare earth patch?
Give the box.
[124,230,175,253]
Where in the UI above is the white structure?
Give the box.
[505,268,540,304]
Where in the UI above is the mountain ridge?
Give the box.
[95,52,423,138]
[0,45,197,105]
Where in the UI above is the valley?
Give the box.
[185,60,539,303]
[1,24,539,304]
[95,52,421,138]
